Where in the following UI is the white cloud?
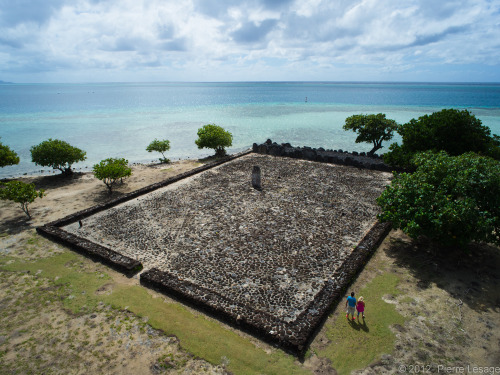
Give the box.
[0,0,499,82]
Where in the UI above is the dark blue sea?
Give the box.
[1,82,499,178]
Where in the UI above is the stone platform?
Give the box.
[38,152,392,355]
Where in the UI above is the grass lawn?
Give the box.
[3,229,493,374]
[1,230,407,374]
[1,240,308,375]
[318,272,406,375]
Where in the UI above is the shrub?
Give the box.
[146,139,171,163]
[384,109,500,169]
[0,139,20,167]
[377,151,500,248]
[195,124,233,157]
[343,113,398,156]
[30,139,87,175]
[93,158,132,194]
[0,181,45,219]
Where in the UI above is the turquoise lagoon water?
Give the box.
[1,82,499,178]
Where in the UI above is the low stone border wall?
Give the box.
[36,149,253,274]
[36,147,393,356]
[253,139,398,172]
[140,221,392,356]
[38,225,143,275]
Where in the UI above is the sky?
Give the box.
[1,0,500,83]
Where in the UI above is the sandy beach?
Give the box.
[0,160,203,232]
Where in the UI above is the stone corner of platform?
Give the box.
[36,224,142,276]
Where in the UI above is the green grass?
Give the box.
[102,283,306,374]
[318,273,406,375]
[2,234,409,374]
[1,251,112,314]
[1,249,308,375]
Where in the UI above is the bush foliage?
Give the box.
[93,158,132,193]
[0,181,45,219]
[343,113,398,156]
[195,124,233,157]
[377,151,500,248]
[384,109,500,169]
[30,139,87,175]
[0,139,20,168]
[146,139,171,163]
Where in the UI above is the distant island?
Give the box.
[0,80,13,84]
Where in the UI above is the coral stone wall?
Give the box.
[253,139,396,172]
[37,150,392,355]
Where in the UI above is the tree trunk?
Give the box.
[215,147,227,157]
[21,203,31,219]
[62,167,73,176]
[105,182,113,194]
[369,141,383,156]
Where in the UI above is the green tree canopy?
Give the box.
[30,139,87,175]
[195,124,233,157]
[93,158,132,193]
[146,139,171,163]
[384,109,500,169]
[377,151,500,248]
[343,113,398,156]
[0,139,20,168]
[0,181,45,219]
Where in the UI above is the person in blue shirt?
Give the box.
[345,291,357,320]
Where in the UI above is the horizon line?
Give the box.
[2,80,500,85]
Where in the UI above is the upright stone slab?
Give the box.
[252,165,262,191]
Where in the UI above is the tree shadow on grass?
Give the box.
[384,234,500,313]
[15,172,87,190]
[89,181,130,205]
[0,215,31,235]
[90,190,123,205]
[197,155,225,164]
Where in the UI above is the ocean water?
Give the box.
[1,82,499,178]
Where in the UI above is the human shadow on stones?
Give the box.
[384,235,500,313]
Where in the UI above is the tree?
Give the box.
[0,181,45,219]
[384,109,500,169]
[343,113,398,156]
[146,139,171,163]
[0,139,20,167]
[30,139,87,175]
[195,124,233,157]
[93,158,132,193]
[377,151,500,248]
